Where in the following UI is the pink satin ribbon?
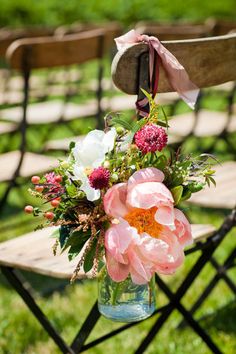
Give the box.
[115,29,199,116]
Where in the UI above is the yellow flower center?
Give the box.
[124,207,163,238]
[84,167,93,176]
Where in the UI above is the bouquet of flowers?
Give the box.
[26,93,215,288]
[25,28,216,322]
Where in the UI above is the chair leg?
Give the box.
[155,276,223,354]
[178,247,236,328]
[70,301,100,353]
[0,266,75,354]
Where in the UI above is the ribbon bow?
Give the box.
[115,29,199,116]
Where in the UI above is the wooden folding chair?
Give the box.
[0,29,105,212]
[111,32,236,353]
[0,34,235,354]
[0,26,57,105]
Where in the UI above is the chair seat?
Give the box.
[169,110,236,137]
[0,121,17,134]
[0,224,216,280]
[0,151,59,182]
[189,161,236,209]
[44,135,85,151]
[0,100,99,124]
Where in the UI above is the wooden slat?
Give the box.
[6,29,104,70]
[0,228,86,279]
[0,122,17,135]
[191,224,216,241]
[44,135,85,151]
[0,151,59,182]
[112,33,236,95]
[135,23,212,40]
[0,27,55,57]
[189,161,236,209]
[0,100,98,124]
[0,223,215,279]
[168,110,236,137]
[54,22,123,52]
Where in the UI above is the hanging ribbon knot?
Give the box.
[115,29,199,116]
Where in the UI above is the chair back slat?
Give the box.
[135,23,212,40]
[54,22,122,53]
[112,33,236,94]
[0,27,55,58]
[6,29,105,70]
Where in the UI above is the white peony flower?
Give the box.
[71,128,116,201]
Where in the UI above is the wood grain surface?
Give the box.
[112,33,236,94]
[6,29,105,70]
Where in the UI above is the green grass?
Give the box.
[0,0,236,27]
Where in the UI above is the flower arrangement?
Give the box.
[25,92,215,287]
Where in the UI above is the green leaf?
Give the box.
[59,225,71,248]
[69,141,76,151]
[110,117,133,131]
[125,132,135,144]
[68,246,80,261]
[140,88,152,102]
[63,230,90,252]
[160,106,169,128]
[171,186,183,205]
[154,155,168,170]
[204,169,215,176]
[156,120,169,128]
[207,176,216,187]
[66,183,77,197]
[188,182,204,193]
[131,118,147,134]
[181,189,192,202]
[83,239,97,273]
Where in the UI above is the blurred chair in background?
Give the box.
[0,29,105,212]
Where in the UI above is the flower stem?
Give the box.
[111,282,121,306]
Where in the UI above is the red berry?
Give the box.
[44,212,55,220]
[31,176,40,184]
[55,175,62,183]
[24,205,34,214]
[35,185,44,192]
[51,199,60,208]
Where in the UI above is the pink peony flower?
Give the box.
[103,167,192,284]
[134,124,168,154]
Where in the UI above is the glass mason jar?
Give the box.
[98,266,156,323]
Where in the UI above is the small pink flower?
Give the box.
[44,172,63,196]
[45,172,58,184]
[134,124,168,154]
[103,167,192,284]
[89,167,110,190]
